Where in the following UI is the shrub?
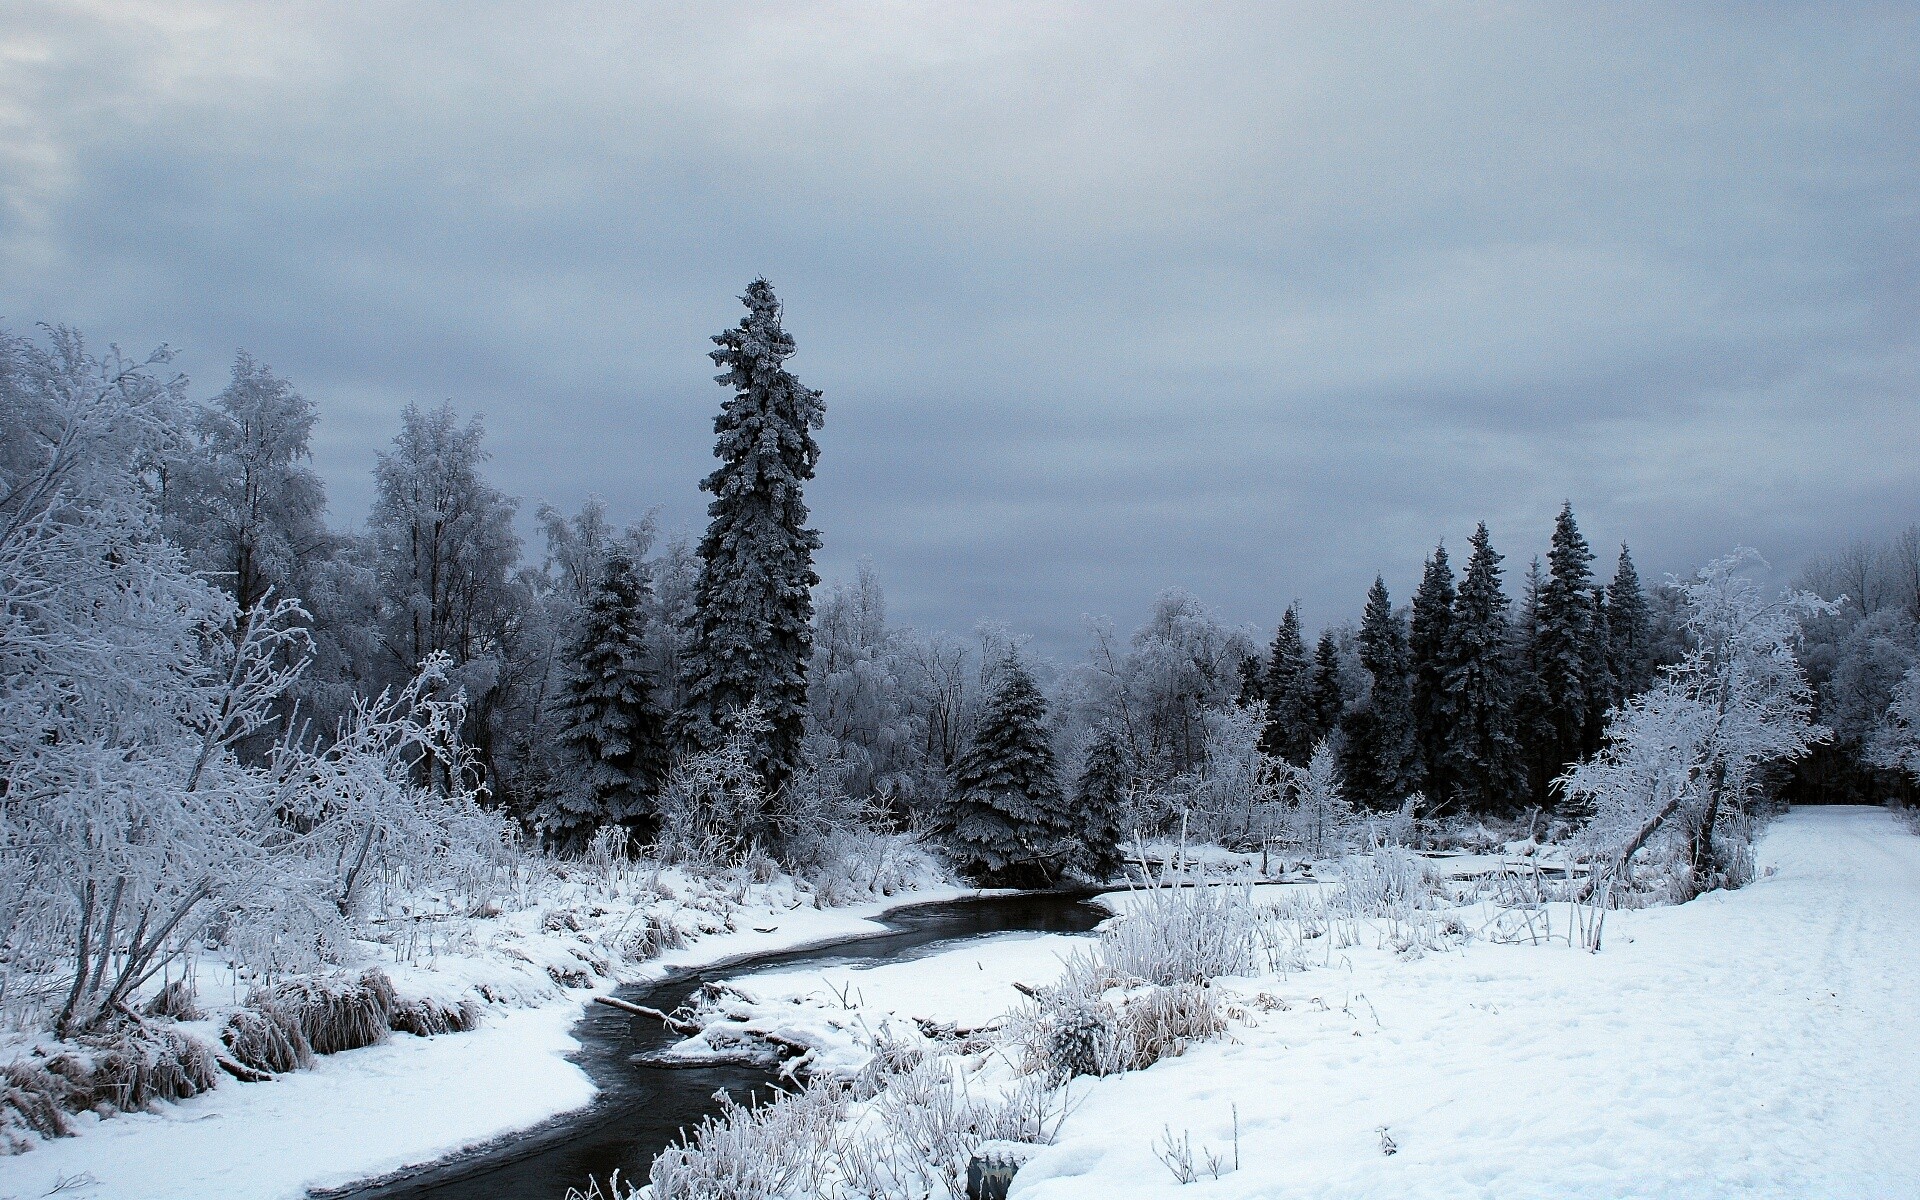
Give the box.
[258,968,396,1055]
[221,1003,314,1075]
[389,995,482,1038]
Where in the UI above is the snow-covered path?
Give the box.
[1015,806,1920,1199]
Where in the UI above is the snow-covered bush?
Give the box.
[1271,739,1355,856]
[1103,879,1266,985]
[656,713,773,867]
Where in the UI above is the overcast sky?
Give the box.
[3,3,1915,657]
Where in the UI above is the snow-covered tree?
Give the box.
[163,353,330,612]
[1073,722,1132,881]
[1408,543,1456,806]
[1867,664,1920,783]
[0,328,503,1033]
[1081,590,1256,782]
[367,401,521,689]
[946,654,1073,885]
[543,552,670,850]
[1439,523,1526,816]
[1340,577,1417,809]
[808,562,929,810]
[1279,738,1351,857]
[1258,605,1317,766]
[679,279,825,813]
[1563,550,1831,887]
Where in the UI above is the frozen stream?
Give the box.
[327,892,1108,1200]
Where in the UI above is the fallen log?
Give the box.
[593,995,702,1035]
[215,1053,273,1083]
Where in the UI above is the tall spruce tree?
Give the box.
[1606,544,1654,702]
[1258,605,1316,765]
[547,552,670,850]
[1439,523,1526,816]
[1582,584,1615,751]
[679,279,825,807]
[1073,722,1132,881]
[1339,578,1418,809]
[1535,503,1600,782]
[1408,544,1456,805]
[1310,630,1345,742]
[1515,557,1558,807]
[947,654,1074,886]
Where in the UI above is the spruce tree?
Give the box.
[1606,544,1654,702]
[548,552,670,850]
[1339,577,1418,808]
[1535,503,1599,777]
[1582,584,1615,750]
[679,279,825,809]
[1515,557,1558,807]
[1310,630,1345,742]
[1439,524,1526,816]
[1073,722,1132,881]
[1258,604,1316,766]
[1408,544,1456,806]
[947,655,1074,886]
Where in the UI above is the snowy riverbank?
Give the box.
[0,877,981,1200]
[667,807,1919,1199]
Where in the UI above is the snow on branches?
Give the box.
[1561,550,1831,891]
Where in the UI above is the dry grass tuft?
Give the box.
[389,995,482,1038]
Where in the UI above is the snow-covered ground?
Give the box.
[1019,805,1920,1199]
[0,882,979,1200]
[673,807,1919,1199]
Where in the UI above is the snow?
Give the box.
[1013,806,1920,1199]
[0,883,979,1200]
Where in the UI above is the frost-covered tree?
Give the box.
[1340,577,1418,809]
[1258,605,1317,766]
[679,279,825,810]
[1279,738,1351,857]
[0,328,503,1033]
[1563,550,1830,887]
[1439,523,1526,816]
[1607,545,1654,702]
[1867,664,1920,783]
[946,654,1073,885]
[808,562,929,810]
[1408,544,1456,805]
[1073,723,1132,881]
[1080,590,1255,782]
[542,552,669,850]
[163,353,330,611]
[367,402,521,685]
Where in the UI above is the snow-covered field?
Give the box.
[0,883,978,1200]
[679,806,1918,1199]
[1025,805,1920,1199]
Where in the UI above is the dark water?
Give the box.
[322,892,1106,1200]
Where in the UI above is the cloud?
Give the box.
[2,2,1915,655]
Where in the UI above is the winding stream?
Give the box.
[326,892,1107,1200]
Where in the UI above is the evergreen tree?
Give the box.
[1582,584,1615,749]
[1515,556,1558,807]
[1439,524,1526,816]
[1310,630,1345,741]
[679,279,826,808]
[1606,544,1655,702]
[1073,722,1132,881]
[1339,577,1418,808]
[1258,605,1316,765]
[1535,503,1599,778]
[947,654,1074,886]
[545,552,670,851]
[1408,544,1456,805]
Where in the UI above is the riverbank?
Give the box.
[0,876,983,1200]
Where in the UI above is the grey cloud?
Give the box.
[2,2,1916,658]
